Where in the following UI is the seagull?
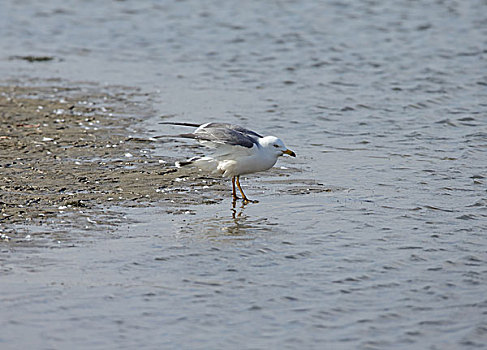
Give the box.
[156,122,296,203]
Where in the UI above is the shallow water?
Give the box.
[1,0,487,349]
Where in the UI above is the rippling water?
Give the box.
[1,0,486,349]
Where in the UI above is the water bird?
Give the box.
[157,122,296,203]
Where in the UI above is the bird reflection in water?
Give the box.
[210,200,258,238]
[231,198,247,220]
[179,200,270,240]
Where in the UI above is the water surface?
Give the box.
[1,0,486,349]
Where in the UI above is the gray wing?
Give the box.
[184,126,258,148]
[201,123,263,138]
[156,122,262,148]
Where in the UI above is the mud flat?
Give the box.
[0,83,225,241]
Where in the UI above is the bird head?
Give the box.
[260,136,296,158]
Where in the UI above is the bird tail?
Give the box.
[175,160,194,168]
[193,157,219,173]
[175,156,220,174]
[152,133,199,140]
[175,156,199,168]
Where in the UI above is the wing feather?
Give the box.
[157,121,262,150]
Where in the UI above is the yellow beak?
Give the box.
[283,149,296,157]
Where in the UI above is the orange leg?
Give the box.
[232,176,238,200]
[236,176,258,204]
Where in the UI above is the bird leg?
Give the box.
[232,176,239,201]
[236,176,258,203]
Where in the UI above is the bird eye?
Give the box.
[273,144,279,148]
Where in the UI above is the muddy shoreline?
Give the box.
[0,83,225,240]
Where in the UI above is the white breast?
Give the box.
[217,145,278,177]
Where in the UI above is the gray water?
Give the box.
[1,0,487,349]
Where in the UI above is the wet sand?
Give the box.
[0,84,225,239]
